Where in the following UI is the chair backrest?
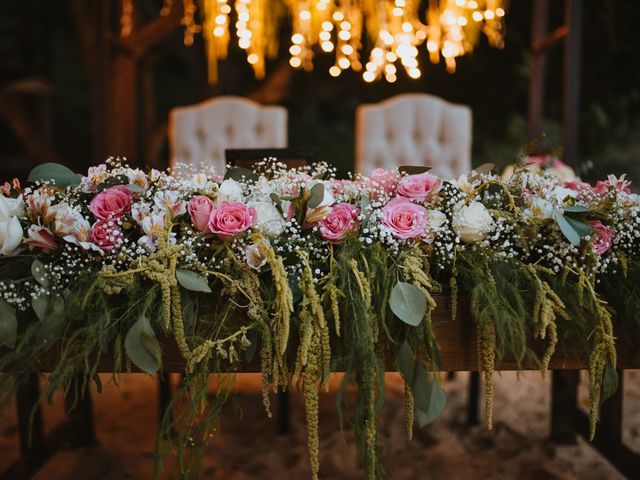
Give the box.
[169,96,287,174]
[355,93,472,179]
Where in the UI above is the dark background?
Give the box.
[0,0,638,182]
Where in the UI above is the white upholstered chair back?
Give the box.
[169,96,287,174]
[355,94,472,179]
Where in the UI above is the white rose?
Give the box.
[0,216,23,255]
[215,179,243,205]
[452,201,494,243]
[524,196,554,220]
[547,165,577,182]
[0,196,24,220]
[426,209,447,229]
[248,201,285,236]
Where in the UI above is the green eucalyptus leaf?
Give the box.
[389,281,426,327]
[28,163,82,187]
[564,216,592,238]
[307,183,325,209]
[413,367,447,427]
[600,362,619,405]
[36,294,65,345]
[31,293,49,321]
[397,341,416,382]
[176,269,212,293]
[125,315,162,374]
[224,167,258,183]
[474,163,495,175]
[31,259,49,287]
[563,205,590,213]
[554,208,580,246]
[0,299,17,348]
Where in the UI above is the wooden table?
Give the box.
[4,295,640,479]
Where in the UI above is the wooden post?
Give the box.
[550,370,579,443]
[563,0,583,167]
[527,0,549,140]
[92,0,110,165]
[466,371,480,426]
[15,374,45,463]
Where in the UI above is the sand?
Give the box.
[0,370,638,479]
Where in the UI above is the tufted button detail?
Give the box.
[225,125,234,137]
[255,123,264,135]
[196,128,206,143]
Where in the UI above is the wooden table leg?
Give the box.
[276,390,290,435]
[466,371,480,426]
[158,374,172,427]
[15,373,45,463]
[550,369,579,443]
[64,374,95,447]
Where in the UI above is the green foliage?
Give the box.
[389,281,426,327]
[0,300,17,348]
[175,269,212,293]
[27,162,82,187]
[124,314,162,374]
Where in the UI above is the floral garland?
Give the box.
[0,156,639,479]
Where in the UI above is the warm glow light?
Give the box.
[177,0,507,84]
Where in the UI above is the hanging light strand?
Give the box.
[160,0,507,84]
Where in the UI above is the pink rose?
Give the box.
[188,195,214,233]
[208,201,257,240]
[588,220,614,255]
[319,203,360,243]
[369,168,398,199]
[397,173,442,202]
[91,220,123,251]
[25,225,57,252]
[381,197,428,239]
[89,186,132,220]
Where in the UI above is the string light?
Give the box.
[156,0,508,84]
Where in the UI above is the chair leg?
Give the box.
[446,371,456,381]
[64,374,95,447]
[466,371,480,426]
[15,373,45,464]
[550,369,579,444]
[276,390,291,435]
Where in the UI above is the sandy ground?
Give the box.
[0,370,638,479]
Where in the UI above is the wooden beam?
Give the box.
[563,0,583,167]
[119,3,183,59]
[532,25,569,54]
[527,0,550,140]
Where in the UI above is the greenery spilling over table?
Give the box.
[0,156,638,479]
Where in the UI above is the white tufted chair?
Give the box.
[169,96,287,174]
[355,94,472,179]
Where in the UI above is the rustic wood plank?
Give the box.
[13,295,640,373]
